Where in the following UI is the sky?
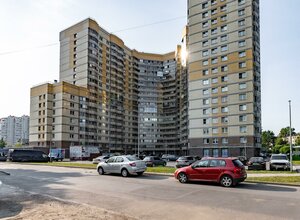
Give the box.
[0,0,299,135]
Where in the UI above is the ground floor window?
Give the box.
[213,149,218,157]
[203,148,210,157]
[221,148,228,157]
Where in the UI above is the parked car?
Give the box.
[92,155,111,164]
[7,149,49,162]
[48,152,64,162]
[143,156,166,167]
[175,156,197,168]
[0,150,8,161]
[237,156,248,165]
[174,157,247,187]
[161,154,178,161]
[247,157,265,170]
[270,154,290,171]
[97,155,147,177]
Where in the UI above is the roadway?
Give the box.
[0,163,299,220]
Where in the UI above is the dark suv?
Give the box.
[174,157,247,187]
[143,156,167,167]
[7,149,49,162]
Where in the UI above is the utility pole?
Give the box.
[289,100,293,172]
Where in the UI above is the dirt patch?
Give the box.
[0,186,136,220]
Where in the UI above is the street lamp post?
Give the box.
[289,100,293,172]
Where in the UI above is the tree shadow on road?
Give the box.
[236,182,297,192]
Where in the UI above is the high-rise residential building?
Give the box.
[187,0,261,157]
[0,115,30,146]
[30,0,261,157]
[30,18,188,155]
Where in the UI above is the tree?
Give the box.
[279,127,296,138]
[272,145,282,154]
[295,136,300,146]
[261,130,275,150]
[279,146,290,154]
[275,137,287,146]
[0,138,6,148]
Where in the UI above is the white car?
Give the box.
[92,155,111,164]
[270,154,290,171]
[97,155,147,177]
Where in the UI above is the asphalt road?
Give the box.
[0,163,299,220]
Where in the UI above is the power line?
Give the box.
[111,15,186,33]
[0,15,186,56]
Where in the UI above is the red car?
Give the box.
[174,157,247,187]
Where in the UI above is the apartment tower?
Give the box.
[187,0,261,157]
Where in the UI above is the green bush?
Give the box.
[272,145,282,154]
[279,146,290,154]
[293,155,300,161]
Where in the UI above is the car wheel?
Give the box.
[220,175,233,187]
[178,172,188,183]
[121,168,129,177]
[152,163,156,167]
[97,167,104,175]
[163,162,166,167]
[137,172,144,176]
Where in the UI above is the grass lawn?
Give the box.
[26,162,97,169]
[247,176,300,185]
[146,166,176,173]
[293,161,300,165]
[247,170,297,174]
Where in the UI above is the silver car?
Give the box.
[97,155,147,177]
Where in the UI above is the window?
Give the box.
[203,50,209,56]
[221,76,228,82]
[211,28,217,35]
[203,31,209,37]
[70,110,75,115]
[212,58,218,64]
[203,128,209,134]
[239,83,247,89]
[221,116,228,123]
[213,138,218,144]
[212,68,218,74]
[238,9,245,16]
[221,45,228,52]
[70,126,74,131]
[203,12,209,18]
[222,138,228,144]
[203,69,209,75]
[238,0,246,5]
[239,72,247,79]
[221,65,228,72]
[240,126,247,133]
[221,35,228,42]
[203,118,208,124]
[203,41,209,47]
[203,98,210,105]
[211,38,218,44]
[211,9,217,15]
[204,138,210,144]
[220,5,227,11]
[240,137,247,144]
[221,25,227,32]
[221,107,228,113]
[212,118,218,124]
[221,15,227,21]
[221,149,228,157]
[53,110,56,115]
[239,40,246,47]
[239,115,247,122]
[221,55,228,61]
[211,0,217,5]
[203,89,209,95]
[212,108,218,114]
[212,128,218,134]
[203,79,210,85]
[239,62,246,68]
[211,48,218,54]
[203,60,209,66]
[74,40,77,45]
[70,134,74,139]
[213,149,219,157]
[239,93,247,100]
[239,30,246,37]
[221,86,228,92]
[203,21,209,28]
[239,104,247,111]
[222,127,228,133]
[211,18,217,25]
[212,87,218,94]
[203,109,209,115]
[212,77,218,84]
[221,96,228,103]
[212,97,218,104]
[239,51,246,57]
[116,157,124,163]
[204,149,210,157]
[202,2,208,9]
[239,19,245,26]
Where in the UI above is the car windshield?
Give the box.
[272,155,288,160]
[126,156,140,161]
